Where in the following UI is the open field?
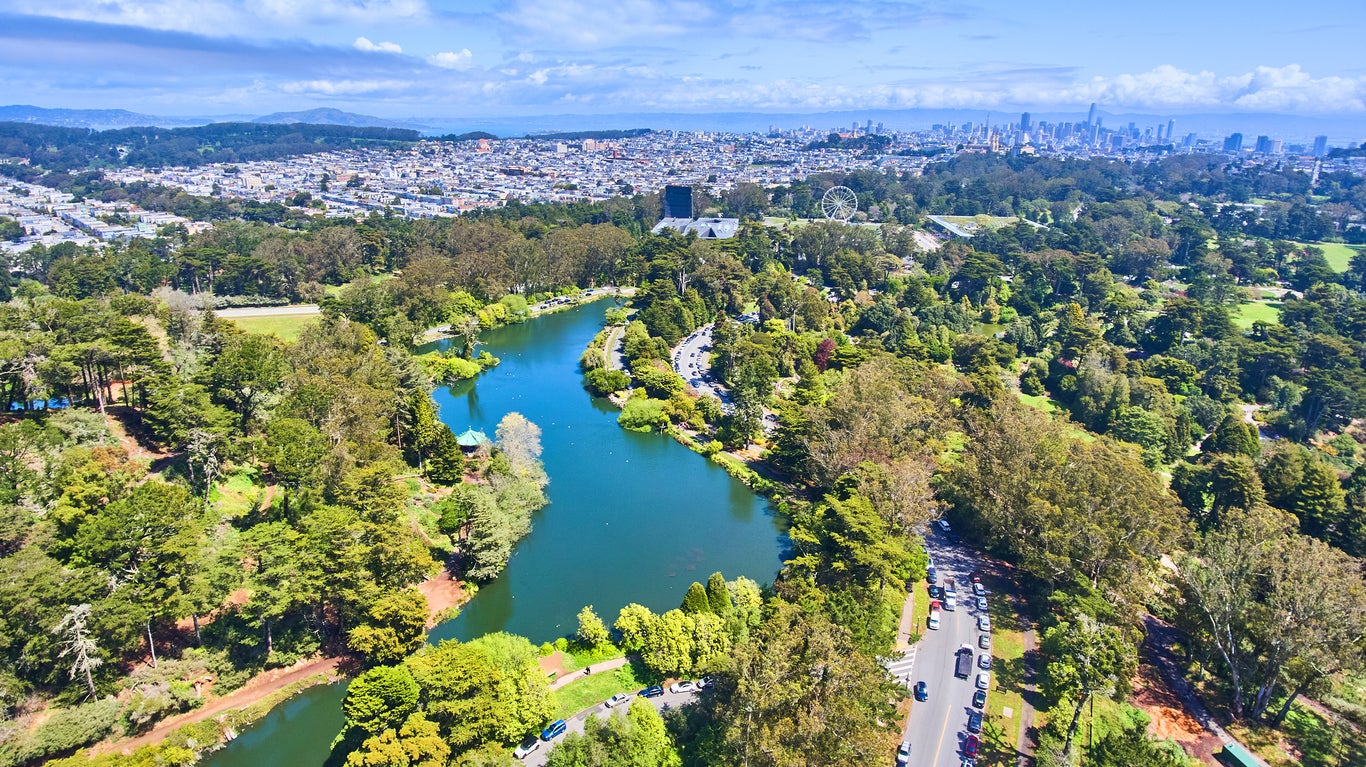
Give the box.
[1232,300,1284,329]
[979,572,1029,766]
[1294,241,1363,273]
[228,313,319,341]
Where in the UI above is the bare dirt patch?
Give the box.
[417,570,468,628]
[1131,663,1222,764]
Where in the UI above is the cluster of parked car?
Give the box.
[515,678,713,760]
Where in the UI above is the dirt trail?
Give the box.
[94,656,343,756]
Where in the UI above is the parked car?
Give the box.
[976,596,988,611]
[698,675,714,689]
[972,689,987,709]
[540,719,567,741]
[979,633,991,650]
[513,736,541,759]
[978,615,991,631]
[972,582,986,596]
[968,712,983,733]
[928,585,941,599]
[896,741,912,766]
[936,519,951,533]
[669,680,697,694]
[964,734,980,758]
[927,567,938,584]
[979,653,992,670]
[962,759,977,767]
[945,594,958,611]
[976,672,990,690]
[605,693,631,708]
[928,613,941,630]
[913,681,928,701]
[640,685,665,698]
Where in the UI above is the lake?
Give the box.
[202,300,786,766]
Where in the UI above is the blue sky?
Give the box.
[1,0,1363,119]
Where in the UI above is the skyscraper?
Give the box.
[1087,102,1097,125]
[1223,133,1244,152]
[1313,135,1329,157]
[1254,135,1273,153]
[1020,112,1032,131]
[1166,119,1175,143]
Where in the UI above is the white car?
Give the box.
[669,680,698,694]
[604,693,631,707]
[976,596,988,611]
[928,613,941,630]
[936,519,952,533]
[976,672,990,690]
[513,736,540,759]
[978,615,991,632]
[979,653,992,670]
[945,594,957,611]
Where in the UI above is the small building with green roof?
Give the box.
[456,428,489,451]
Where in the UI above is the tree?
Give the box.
[1039,614,1136,757]
[348,589,430,665]
[345,712,450,767]
[53,603,102,700]
[706,572,734,617]
[546,698,680,767]
[405,640,515,750]
[203,333,287,430]
[614,603,658,653]
[681,582,712,615]
[495,412,544,481]
[576,605,610,648]
[344,664,421,736]
[1203,414,1260,458]
[713,602,896,767]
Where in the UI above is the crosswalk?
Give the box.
[882,646,918,687]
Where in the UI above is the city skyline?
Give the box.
[1,0,1364,119]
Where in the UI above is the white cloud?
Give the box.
[354,37,402,54]
[10,0,429,36]
[498,0,710,46]
[427,49,473,69]
[281,78,410,95]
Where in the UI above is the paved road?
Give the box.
[672,323,733,412]
[900,533,992,767]
[520,686,700,766]
[214,304,319,318]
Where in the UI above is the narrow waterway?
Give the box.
[202,300,787,766]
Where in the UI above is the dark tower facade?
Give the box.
[663,185,693,219]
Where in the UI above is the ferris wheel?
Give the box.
[820,185,858,221]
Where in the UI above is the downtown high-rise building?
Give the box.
[1087,102,1097,125]
[1166,119,1175,143]
[1020,112,1032,131]
[1223,133,1244,152]
[1313,135,1329,157]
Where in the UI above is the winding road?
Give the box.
[521,686,700,766]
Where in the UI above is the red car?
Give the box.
[963,734,980,758]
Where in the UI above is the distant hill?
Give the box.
[0,105,209,129]
[253,108,423,130]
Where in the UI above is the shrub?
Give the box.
[618,398,668,432]
[27,698,122,760]
[585,368,631,396]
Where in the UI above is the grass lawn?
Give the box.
[228,313,319,341]
[1226,702,1366,767]
[978,574,1029,767]
[551,658,651,720]
[1232,300,1284,329]
[211,467,265,517]
[1293,241,1363,273]
[559,644,626,673]
[1017,392,1059,413]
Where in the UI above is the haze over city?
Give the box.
[1,0,1364,122]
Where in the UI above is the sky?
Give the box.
[1,0,1364,121]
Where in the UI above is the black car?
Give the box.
[913,681,928,701]
[640,685,665,698]
[972,689,987,709]
[967,712,983,733]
